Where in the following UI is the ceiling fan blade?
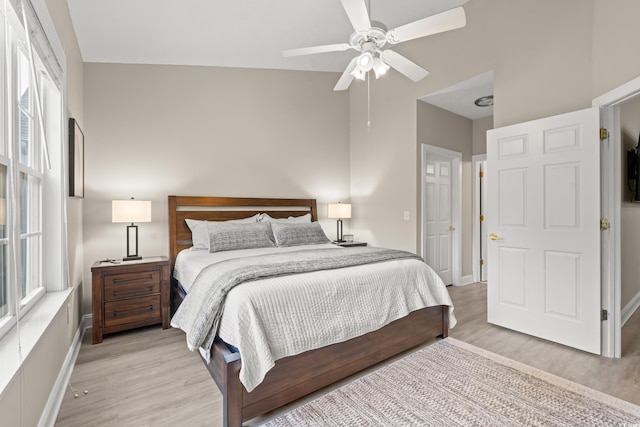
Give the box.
[334,57,359,91]
[386,7,466,44]
[282,43,351,57]
[380,50,429,82]
[340,0,371,31]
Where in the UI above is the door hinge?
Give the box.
[480,215,484,221]
[480,259,484,265]
[600,128,609,140]
[600,218,610,230]
[479,171,484,178]
[601,309,608,321]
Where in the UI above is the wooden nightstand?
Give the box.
[91,256,170,344]
[333,241,367,247]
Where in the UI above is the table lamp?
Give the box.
[327,202,351,243]
[112,198,151,261]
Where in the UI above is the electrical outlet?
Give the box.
[403,211,410,221]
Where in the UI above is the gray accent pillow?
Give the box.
[186,214,260,250]
[271,222,330,247]
[209,222,275,253]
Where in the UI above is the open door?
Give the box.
[486,107,601,354]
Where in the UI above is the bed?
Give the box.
[168,195,453,427]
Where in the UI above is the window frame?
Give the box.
[0,0,66,341]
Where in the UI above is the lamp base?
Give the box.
[333,240,346,243]
[124,224,141,262]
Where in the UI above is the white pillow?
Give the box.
[185,214,260,250]
[258,213,312,223]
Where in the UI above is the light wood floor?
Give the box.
[447,282,640,406]
[55,282,640,426]
[55,325,223,426]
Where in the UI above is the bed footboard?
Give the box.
[202,305,448,427]
[202,340,243,427]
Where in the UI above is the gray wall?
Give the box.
[7,0,640,422]
[414,101,493,280]
[416,101,473,277]
[472,116,493,156]
[350,0,640,257]
[81,63,351,314]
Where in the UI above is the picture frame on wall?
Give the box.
[69,118,84,198]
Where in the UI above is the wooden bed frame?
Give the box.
[168,195,449,427]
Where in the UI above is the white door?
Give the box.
[487,107,601,354]
[424,156,454,284]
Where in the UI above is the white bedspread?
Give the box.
[173,245,456,392]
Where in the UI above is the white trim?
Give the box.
[598,106,620,359]
[593,75,640,107]
[592,76,640,358]
[421,144,462,285]
[472,154,487,283]
[622,291,640,327]
[25,0,67,78]
[38,318,87,427]
[83,313,92,330]
[19,287,46,316]
[0,289,72,398]
[458,275,474,286]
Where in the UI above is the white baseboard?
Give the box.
[83,314,92,330]
[38,314,90,427]
[455,275,475,286]
[622,290,640,327]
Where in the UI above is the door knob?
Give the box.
[449,226,455,231]
[489,233,503,241]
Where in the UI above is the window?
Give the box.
[0,0,64,339]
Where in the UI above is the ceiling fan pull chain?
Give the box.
[367,71,371,130]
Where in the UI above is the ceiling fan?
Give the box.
[282,0,466,91]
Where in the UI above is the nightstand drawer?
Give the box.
[104,295,161,327]
[104,270,160,302]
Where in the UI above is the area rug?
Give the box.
[262,338,640,426]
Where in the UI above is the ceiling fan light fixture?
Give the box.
[356,51,374,72]
[350,67,366,81]
[372,58,390,79]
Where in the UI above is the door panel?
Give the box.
[498,168,527,226]
[487,107,601,355]
[499,247,527,306]
[424,157,453,284]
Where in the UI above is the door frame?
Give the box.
[472,154,487,283]
[593,75,640,358]
[421,144,462,285]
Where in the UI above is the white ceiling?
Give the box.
[66,0,491,119]
[420,71,494,120]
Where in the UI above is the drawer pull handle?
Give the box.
[113,305,153,317]
[112,286,154,297]
[113,274,153,284]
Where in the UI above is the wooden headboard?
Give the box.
[168,195,318,270]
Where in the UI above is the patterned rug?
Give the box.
[262,338,640,426]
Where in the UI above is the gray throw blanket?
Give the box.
[171,246,422,353]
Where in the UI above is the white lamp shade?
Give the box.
[112,200,152,223]
[327,203,351,219]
